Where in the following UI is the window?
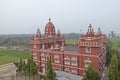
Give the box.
[85,60,91,68]
[33,53,37,59]
[54,55,59,63]
[86,47,91,53]
[41,54,45,61]
[64,58,70,65]
[71,57,77,66]
[42,44,44,49]
[41,67,45,74]
[34,44,37,48]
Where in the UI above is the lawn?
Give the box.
[65,39,78,44]
[108,38,120,49]
[0,50,30,65]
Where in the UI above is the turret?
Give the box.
[96,27,102,36]
[57,29,61,37]
[36,28,41,40]
[86,24,95,37]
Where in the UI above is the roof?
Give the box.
[56,70,82,80]
[64,45,79,52]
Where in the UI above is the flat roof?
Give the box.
[64,45,79,52]
[56,70,82,80]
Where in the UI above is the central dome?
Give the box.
[45,18,56,35]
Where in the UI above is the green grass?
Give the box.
[108,38,120,49]
[0,50,30,65]
[66,39,78,44]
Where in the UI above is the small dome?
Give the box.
[45,18,56,35]
[96,27,102,36]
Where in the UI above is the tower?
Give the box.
[78,24,106,77]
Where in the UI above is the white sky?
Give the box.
[0,0,120,34]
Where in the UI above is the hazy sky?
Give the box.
[0,0,120,34]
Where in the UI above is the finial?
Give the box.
[36,28,41,37]
[49,18,51,21]
[37,28,40,31]
[98,27,101,30]
[89,24,92,28]
[89,24,91,26]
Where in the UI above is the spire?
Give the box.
[89,24,92,28]
[36,28,41,37]
[49,18,51,22]
[57,29,61,36]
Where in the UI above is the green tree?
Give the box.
[18,59,23,77]
[26,58,32,80]
[14,58,37,80]
[109,53,119,80]
[82,64,99,80]
[106,40,113,66]
[46,57,56,80]
[26,57,38,80]
[22,61,27,80]
[31,59,37,80]
[117,52,120,79]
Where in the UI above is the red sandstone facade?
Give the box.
[30,19,106,78]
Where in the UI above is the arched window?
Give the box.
[54,55,60,63]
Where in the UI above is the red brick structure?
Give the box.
[30,19,106,78]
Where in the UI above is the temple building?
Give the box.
[30,19,106,78]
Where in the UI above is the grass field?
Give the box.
[0,50,30,65]
[66,39,78,44]
[108,38,120,49]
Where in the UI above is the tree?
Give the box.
[106,40,113,66]
[14,57,38,80]
[26,57,38,80]
[109,53,119,80]
[46,57,56,80]
[30,59,37,80]
[18,59,23,77]
[14,59,24,79]
[117,52,120,79]
[22,61,27,80]
[82,64,99,80]
[26,58,32,80]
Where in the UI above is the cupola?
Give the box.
[86,24,95,37]
[44,18,56,35]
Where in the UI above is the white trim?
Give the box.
[84,60,91,68]
[34,44,37,48]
